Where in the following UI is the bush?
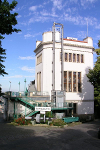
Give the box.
[14,117,32,125]
[45,111,53,118]
[51,119,66,127]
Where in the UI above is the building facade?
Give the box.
[34,31,94,118]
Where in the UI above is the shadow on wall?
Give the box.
[77,66,94,101]
[77,67,94,115]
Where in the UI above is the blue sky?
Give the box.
[0,0,100,92]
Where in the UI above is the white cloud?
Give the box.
[52,0,63,10]
[19,56,35,60]
[24,75,35,78]
[81,0,97,7]
[0,75,23,79]
[76,31,87,39]
[24,34,34,38]
[63,13,98,27]
[29,5,43,11]
[21,66,34,73]
[17,15,22,18]
[24,32,41,39]
[29,6,37,11]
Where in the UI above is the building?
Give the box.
[34,31,94,119]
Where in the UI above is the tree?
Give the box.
[87,40,100,110]
[0,0,21,76]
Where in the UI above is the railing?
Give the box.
[48,102,73,108]
[5,91,49,97]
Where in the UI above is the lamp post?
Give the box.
[24,78,26,93]
[18,82,20,93]
[9,81,11,91]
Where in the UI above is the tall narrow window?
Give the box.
[78,72,81,92]
[73,54,76,62]
[68,72,72,92]
[65,53,68,62]
[81,54,84,63]
[77,54,80,63]
[73,72,76,92]
[37,72,41,91]
[64,71,67,91]
[69,53,72,62]
[37,54,42,65]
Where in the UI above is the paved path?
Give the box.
[0,113,100,150]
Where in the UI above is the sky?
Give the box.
[0,0,100,92]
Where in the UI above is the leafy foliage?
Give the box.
[45,111,54,118]
[51,119,66,127]
[0,0,21,77]
[0,40,8,76]
[87,40,100,105]
[14,117,32,125]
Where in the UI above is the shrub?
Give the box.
[14,117,32,125]
[51,119,66,127]
[45,111,54,118]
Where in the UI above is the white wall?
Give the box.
[42,47,52,95]
[77,101,94,114]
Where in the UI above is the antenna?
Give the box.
[87,19,88,37]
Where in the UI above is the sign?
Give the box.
[40,111,45,114]
[35,107,51,111]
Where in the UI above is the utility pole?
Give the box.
[52,22,64,91]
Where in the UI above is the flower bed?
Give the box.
[14,117,32,125]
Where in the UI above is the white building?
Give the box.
[34,31,94,119]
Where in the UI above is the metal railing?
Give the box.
[5,91,49,97]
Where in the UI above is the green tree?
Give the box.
[87,40,100,106]
[0,0,21,76]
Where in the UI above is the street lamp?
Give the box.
[24,78,26,93]
[18,82,20,92]
[9,81,11,91]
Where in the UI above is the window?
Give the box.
[73,54,76,62]
[64,71,67,91]
[81,54,84,63]
[64,71,81,92]
[77,54,80,63]
[37,72,41,91]
[62,52,84,63]
[68,72,72,92]
[37,54,42,65]
[73,72,76,92]
[65,53,68,62]
[78,72,81,92]
[69,53,72,62]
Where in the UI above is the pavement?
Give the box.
[0,113,100,150]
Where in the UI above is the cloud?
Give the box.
[80,0,97,7]
[21,66,35,73]
[17,15,22,18]
[29,6,37,11]
[24,34,34,38]
[51,0,63,10]
[24,75,35,78]
[76,31,87,39]
[19,56,35,60]
[0,75,23,79]
[29,5,43,11]
[24,32,41,39]
[63,13,98,27]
